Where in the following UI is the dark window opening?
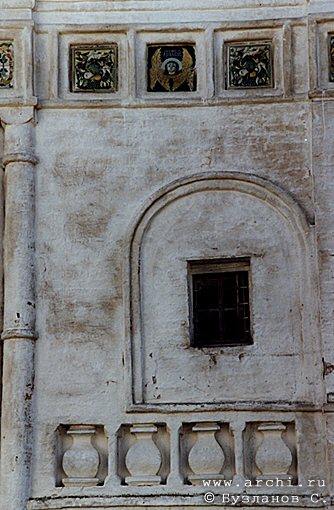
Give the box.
[189,259,252,347]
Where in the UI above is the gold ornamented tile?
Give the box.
[147,44,196,92]
[0,42,14,89]
[225,41,273,89]
[70,44,118,93]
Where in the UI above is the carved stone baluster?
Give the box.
[255,422,293,483]
[62,425,100,487]
[188,422,225,485]
[125,424,162,485]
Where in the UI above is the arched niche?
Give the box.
[125,172,322,410]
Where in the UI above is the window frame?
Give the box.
[188,257,253,348]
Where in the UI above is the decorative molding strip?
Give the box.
[1,327,38,340]
[3,151,38,165]
[27,494,329,510]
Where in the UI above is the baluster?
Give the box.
[125,424,162,485]
[255,422,293,483]
[188,422,225,485]
[62,425,100,487]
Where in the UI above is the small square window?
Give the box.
[189,258,252,347]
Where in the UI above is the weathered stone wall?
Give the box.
[1,1,334,510]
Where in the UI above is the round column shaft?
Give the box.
[0,121,37,510]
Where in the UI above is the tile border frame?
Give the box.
[57,29,128,101]
[214,25,286,99]
[135,29,207,100]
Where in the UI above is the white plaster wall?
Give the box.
[29,98,324,497]
[33,102,315,417]
[313,100,334,395]
[139,188,309,404]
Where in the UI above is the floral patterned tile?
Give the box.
[147,44,196,92]
[225,41,273,89]
[0,42,14,89]
[70,45,118,93]
[329,35,334,82]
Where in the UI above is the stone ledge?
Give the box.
[126,401,324,413]
[27,494,331,510]
[35,0,305,12]
[36,96,310,110]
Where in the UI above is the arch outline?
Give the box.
[124,171,321,411]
